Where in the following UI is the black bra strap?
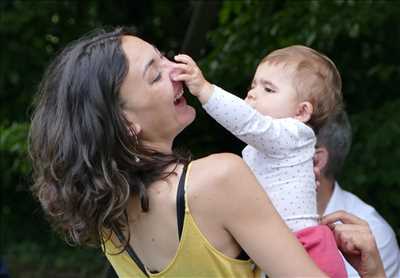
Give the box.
[237,249,250,260]
[176,164,188,240]
[113,227,149,277]
[176,164,248,260]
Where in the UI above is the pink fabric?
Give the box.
[295,225,347,278]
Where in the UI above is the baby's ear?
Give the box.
[295,101,313,123]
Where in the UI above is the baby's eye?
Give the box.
[264,87,275,93]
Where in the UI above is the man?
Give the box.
[314,110,400,277]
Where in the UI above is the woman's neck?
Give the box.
[142,139,174,154]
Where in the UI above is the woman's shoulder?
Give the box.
[187,153,252,201]
[190,152,247,183]
[185,153,254,227]
[191,152,246,170]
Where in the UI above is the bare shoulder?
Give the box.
[191,152,247,177]
[189,152,248,189]
[186,152,258,228]
[187,153,261,209]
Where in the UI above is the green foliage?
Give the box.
[0,1,99,123]
[0,122,30,176]
[5,240,106,277]
[343,99,400,225]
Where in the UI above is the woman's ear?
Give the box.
[127,122,142,137]
[295,101,313,123]
[133,123,141,135]
[122,111,142,137]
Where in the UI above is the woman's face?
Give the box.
[119,36,196,151]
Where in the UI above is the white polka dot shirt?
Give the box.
[203,85,319,231]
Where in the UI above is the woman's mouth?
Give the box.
[174,89,185,105]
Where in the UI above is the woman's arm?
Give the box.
[321,211,386,278]
[190,153,326,277]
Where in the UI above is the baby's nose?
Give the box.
[246,89,256,99]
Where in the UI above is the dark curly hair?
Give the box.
[29,27,190,248]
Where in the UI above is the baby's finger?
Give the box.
[171,73,192,82]
[174,54,196,65]
[171,63,192,74]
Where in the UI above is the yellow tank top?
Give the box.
[103,163,261,277]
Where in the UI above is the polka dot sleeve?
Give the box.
[203,85,315,154]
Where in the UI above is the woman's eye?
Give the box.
[152,73,162,83]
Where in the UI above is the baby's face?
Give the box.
[245,62,300,119]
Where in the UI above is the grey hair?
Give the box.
[316,110,352,179]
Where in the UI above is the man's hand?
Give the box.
[321,211,386,278]
[172,54,213,104]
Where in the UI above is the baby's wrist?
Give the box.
[197,81,213,104]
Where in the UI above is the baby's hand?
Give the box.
[172,54,213,104]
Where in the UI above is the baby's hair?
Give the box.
[261,45,343,132]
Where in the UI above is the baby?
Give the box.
[173,45,346,278]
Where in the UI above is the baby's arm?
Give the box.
[173,54,310,153]
[173,54,213,104]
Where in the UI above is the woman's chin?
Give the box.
[174,96,195,123]
[182,105,196,126]
[176,104,196,132]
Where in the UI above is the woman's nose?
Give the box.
[162,57,178,69]
[163,58,181,79]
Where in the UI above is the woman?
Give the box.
[29,27,384,277]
